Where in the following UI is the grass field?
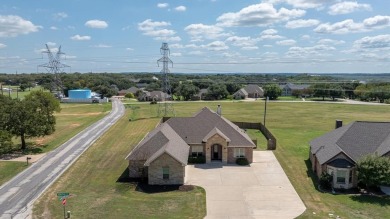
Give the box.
[32,101,390,219]
[1,85,44,100]
[0,102,112,187]
[33,110,206,219]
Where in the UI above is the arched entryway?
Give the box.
[211,144,222,161]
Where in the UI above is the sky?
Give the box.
[0,0,389,74]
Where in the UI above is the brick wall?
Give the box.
[227,147,253,164]
[148,153,185,185]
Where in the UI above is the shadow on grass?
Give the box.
[304,159,320,192]
[349,195,390,206]
[116,168,182,194]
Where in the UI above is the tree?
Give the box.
[206,83,229,100]
[357,155,390,188]
[2,91,61,150]
[263,84,282,100]
[0,130,13,154]
[175,82,200,101]
[311,83,330,100]
[329,84,344,101]
[225,83,241,95]
[125,93,135,98]
[93,85,117,98]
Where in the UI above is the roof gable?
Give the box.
[243,84,263,94]
[203,127,231,142]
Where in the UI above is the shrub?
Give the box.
[125,93,135,98]
[188,156,206,164]
[319,172,333,191]
[150,100,157,104]
[357,155,390,187]
[236,157,249,166]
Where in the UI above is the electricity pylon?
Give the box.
[38,44,70,97]
[157,42,175,117]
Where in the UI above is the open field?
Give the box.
[32,101,390,219]
[0,103,111,186]
[1,85,44,100]
[33,110,206,219]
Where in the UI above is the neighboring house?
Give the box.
[118,87,139,96]
[280,83,310,96]
[126,106,256,185]
[309,121,390,189]
[191,88,208,100]
[233,84,263,99]
[138,91,169,101]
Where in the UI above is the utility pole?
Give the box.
[38,44,70,98]
[157,42,175,117]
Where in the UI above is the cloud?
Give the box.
[92,44,112,48]
[0,15,41,37]
[170,52,182,57]
[317,39,345,45]
[126,48,134,51]
[216,3,305,27]
[354,35,390,49]
[46,42,56,47]
[241,46,259,50]
[260,29,284,40]
[276,39,296,46]
[202,41,229,51]
[314,15,390,34]
[264,0,329,9]
[0,43,7,49]
[157,3,169,8]
[328,1,371,15]
[175,6,186,12]
[138,19,180,41]
[185,23,228,40]
[225,36,259,47]
[50,26,58,30]
[85,19,108,29]
[285,19,320,28]
[53,12,68,21]
[286,44,336,57]
[70,34,91,41]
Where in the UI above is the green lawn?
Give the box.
[0,162,28,185]
[33,110,206,219]
[0,102,112,187]
[32,101,390,219]
[1,85,44,100]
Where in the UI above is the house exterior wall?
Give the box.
[189,144,205,156]
[227,147,253,164]
[205,134,228,164]
[148,153,185,185]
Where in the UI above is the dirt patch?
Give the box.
[179,185,195,192]
[56,112,101,116]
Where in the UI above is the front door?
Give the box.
[212,144,221,160]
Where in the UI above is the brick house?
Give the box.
[233,84,264,99]
[310,121,390,189]
[125,106,256,185]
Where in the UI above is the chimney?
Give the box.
[216,105,222,116]
[335,120,343,129]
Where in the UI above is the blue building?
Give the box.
[68,89,91,99]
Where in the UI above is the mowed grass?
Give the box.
[0,103,111,187]
[0,162,27,185]
[1,85,44,100]
[33,110,206,219]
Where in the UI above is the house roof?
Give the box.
[285,83,310,90]
[203,127,231,142]
[243,84,263,94]
[234,88,248,96]
[166,107,255,147]
[310,121,390,165]
[126,123,189,165]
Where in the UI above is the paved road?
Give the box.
[0,99,125,219]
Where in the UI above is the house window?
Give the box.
[234,148,245,158]
[336,170,346,184]
[349,170,353,184]
[162,167,169,180]
[191,146,203,157]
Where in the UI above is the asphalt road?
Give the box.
[0,99,125,219]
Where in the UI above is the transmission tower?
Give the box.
[38,44,70,97]
[157,42,175,117]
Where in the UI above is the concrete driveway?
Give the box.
[185,151,306,219]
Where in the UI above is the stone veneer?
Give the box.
[205,133,228,164]
[227,147,253,163]
[148,153,185,185]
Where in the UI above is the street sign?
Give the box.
[57,193,69,197]
[62,198,66,206]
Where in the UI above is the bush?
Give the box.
[319,172,333,191]
[125,93,135,98]
[150,100,157,104]
[188,156,206,164]
[236,157,249,166]
[357,155,390,187]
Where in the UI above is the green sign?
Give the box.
[57,192,69,197]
